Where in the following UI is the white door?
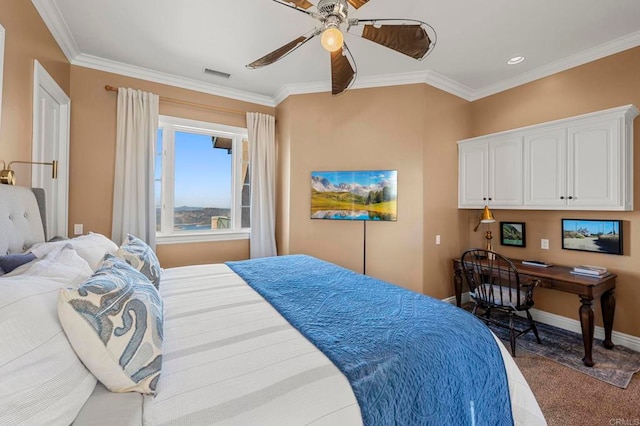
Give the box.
[524,127,567,207]
[458,142,488,208]
[32,60,70,238]
[568,117,620,208]
[488,136,524,207]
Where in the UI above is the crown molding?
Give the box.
[72,54,276,107]
[471,30,640,101]
[274,69,475,105]
[31,0,80,62]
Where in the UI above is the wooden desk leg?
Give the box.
[579,296,595,367]
[601,290,615,349]
[453,268,462,308]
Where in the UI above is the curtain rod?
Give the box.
[104,85,246,117]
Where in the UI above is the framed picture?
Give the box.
[500,222,526,247]
[561,219,622,255]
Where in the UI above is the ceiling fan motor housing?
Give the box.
[318,0,349,22]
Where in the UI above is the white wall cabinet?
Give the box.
[458,136,523,208]
[459,104,638,210]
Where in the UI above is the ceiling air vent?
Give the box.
[203,68,231,79]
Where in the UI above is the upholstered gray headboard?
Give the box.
[0,186,47,254]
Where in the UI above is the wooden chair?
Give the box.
[460,248,541,356]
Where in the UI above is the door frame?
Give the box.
[32,60,71,237]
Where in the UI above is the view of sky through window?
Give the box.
[174,131,232,209]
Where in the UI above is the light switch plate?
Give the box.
[74,224,83,235]
[541,239,549,249]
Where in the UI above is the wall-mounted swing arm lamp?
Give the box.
[0,160,58,185]
[473,205,496,254]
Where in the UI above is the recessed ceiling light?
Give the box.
[507,56,525,65]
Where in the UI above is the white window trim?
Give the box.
[156,115,249,245]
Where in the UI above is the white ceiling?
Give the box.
[33,0,640,106]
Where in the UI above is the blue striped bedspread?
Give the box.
[226,254,513,426]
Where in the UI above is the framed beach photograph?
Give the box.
[561,219,622,255]
[500,222,526,247]
[310,170,397,221]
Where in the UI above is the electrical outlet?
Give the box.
[541,239,549,250]
[74,224,83,235]
[435,235,441,245]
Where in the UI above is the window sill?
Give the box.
[156,230,250,245]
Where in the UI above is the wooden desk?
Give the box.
[452,258,616,367]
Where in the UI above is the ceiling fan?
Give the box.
[246,0,437,95]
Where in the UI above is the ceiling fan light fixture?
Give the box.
[321,25,344,52]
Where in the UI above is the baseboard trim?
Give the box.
[443,292,640,352]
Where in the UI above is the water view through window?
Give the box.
[155,120,250,236]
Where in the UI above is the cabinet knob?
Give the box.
[483,197,487,200]
[560,196,565,200]
[568,196,574,200]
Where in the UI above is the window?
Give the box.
[156,116,250,243]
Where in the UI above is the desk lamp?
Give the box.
[473,205,496,255]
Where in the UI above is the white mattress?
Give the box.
[76,263,546,425]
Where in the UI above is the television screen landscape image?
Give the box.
[561,219,622,255]
[311,170,397,221]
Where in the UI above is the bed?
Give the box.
[0,185,546,425]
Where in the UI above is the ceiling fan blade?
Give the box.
[271,0,320,17]
[346,0,369,9]
[247,31,318,69]
[330,44,357,95]
[281,0,314,9]
[351,20,434,60]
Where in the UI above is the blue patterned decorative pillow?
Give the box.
[116,234,161,289]
[58,254,163,395]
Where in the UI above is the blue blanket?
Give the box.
[227,255,513,426]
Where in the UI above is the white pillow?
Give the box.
[30,232,118,270]
[0,245,97,425]
[58,255,163,395]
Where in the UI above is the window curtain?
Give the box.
[111,88,159,247]
[247,112,277,258]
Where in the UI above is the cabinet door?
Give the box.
[567,118,620,208]
[458,142,488,208]
[524,128,567,207]
[489,136,523,206]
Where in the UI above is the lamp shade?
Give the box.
[479,205,495,223]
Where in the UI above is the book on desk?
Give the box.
[571,265,609,277]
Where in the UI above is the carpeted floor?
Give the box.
[484,312,640,388]
[465,306,640,425]
[514,348,640,425]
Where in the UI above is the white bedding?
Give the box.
[75,263,545,425]
[149,263,362,425]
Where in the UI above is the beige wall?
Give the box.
[68,66,275,266]
[422,85,471,297]
[0,0,70,182]
[467,46,640,337]
[275,85,469,294]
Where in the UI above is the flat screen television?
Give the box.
[311,170,397,221]
[561,218,622,255]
